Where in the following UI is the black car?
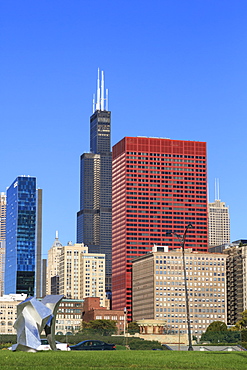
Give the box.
[69,340,116,351]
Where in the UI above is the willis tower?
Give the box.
[77,69,112,293]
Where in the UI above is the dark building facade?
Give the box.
[5,176,42,296]
[112,137,208,320]
[77,70,112,292]
[51,275,60,295]
[223,243,247,325]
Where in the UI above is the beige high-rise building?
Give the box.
[47,239,106,306]
[208,199,230,247]
[79,246,105,305]
[0,192,6,296]
[58,243,105,306]
[132,246,227,336]
[46,232,63,295]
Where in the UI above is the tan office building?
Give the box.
[208,199,230,247]
[0,294,27,334]
[132,246,227,336]
[55,298,84,335]
[57,243,105,306]
[46,232,63,295]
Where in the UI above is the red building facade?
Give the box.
[82,297,125,334]
[112,137,208,321]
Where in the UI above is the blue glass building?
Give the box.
[5,176,37,296]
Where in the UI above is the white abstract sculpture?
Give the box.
[11,295,63,352]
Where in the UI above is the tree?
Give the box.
[200,330,240,344]
[127,322,139,335]
[235,310,247,330]
[80,320,117,336]
[205,321,227,333]
[200,321,229,344]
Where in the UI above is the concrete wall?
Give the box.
[134,333,188,345]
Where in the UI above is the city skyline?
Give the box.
[1,2,247,258]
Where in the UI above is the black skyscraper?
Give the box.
[77,70,112,292]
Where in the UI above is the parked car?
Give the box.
[69,340,116,351]
[36,339,50,351]
[37,339,71,351]
[9,339,70,351]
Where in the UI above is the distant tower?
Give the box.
[208,180,230,247]
[46,231,63,295]
[0,192,6,296]
[5,176,42,296]
[77,69,112,292]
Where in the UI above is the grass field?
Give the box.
[0,350,247,370]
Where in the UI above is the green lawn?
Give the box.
[0,350,247,370]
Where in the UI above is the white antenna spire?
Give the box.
[55,230,59,239]
[92,94,95,113]
[101,70,105,110]
[214,178,220,200]
[214,179,216,201]
[93,68,108,112]
[96,68,100,110]
[106,89,109,111]
[218,178,220,200]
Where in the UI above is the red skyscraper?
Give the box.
[112,137,208,320]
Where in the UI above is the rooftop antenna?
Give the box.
[55,230,59,239]
[214,179,216,201]
[214,178,220,200]
[93,68,108,112]
[106,88,109,111]
[92,94,95,113]
[101,70,105,111]
[96,68,100,111]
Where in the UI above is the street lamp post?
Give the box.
[123,307,127,337]
[123,307,129,349]
[166,223,194,351]
[0,312,2,345]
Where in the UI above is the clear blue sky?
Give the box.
[1,1,247,259]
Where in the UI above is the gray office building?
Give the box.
[77,69,112,292]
